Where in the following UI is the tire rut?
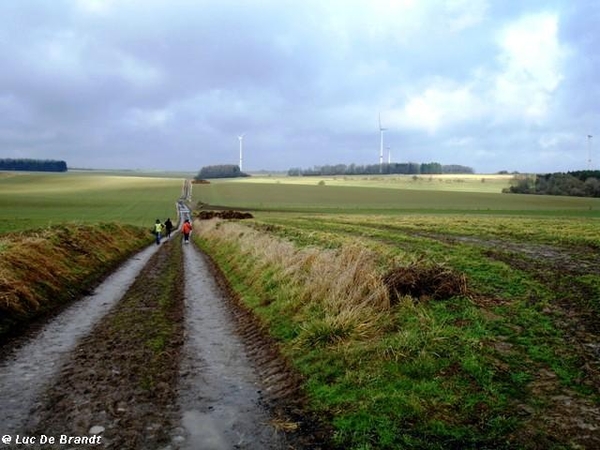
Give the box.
[22,238,185,449]
[1,235,328,449]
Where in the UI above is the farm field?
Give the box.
[195,175,600,215]
[2,172,599,448]
[0,171,185,233]
[192,177,600,448]
[239,173,515,193]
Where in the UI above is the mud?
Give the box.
[0,230,329,449]
[0,244,161,433]
[19,239,184,449]
[175,243,287,449]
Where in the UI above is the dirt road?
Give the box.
[0,230,322,449]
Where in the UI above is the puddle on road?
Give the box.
[175,243,287,450]
[0,244,161,433]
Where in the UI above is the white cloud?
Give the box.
[444,0,489,32]
[391,81,482,133]
[491,12,567,121]
[387,10,568,137]
[74,0,118,15]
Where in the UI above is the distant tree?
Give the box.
[421,162,443,174]
[503,171,600,197]
[196,164,249,179]
[442,164,474,174]
[287,161,474,177]
[584,177,600,197]
[0,158,68,172]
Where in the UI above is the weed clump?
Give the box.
[383,261,469,304]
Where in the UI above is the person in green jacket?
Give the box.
[153,219,164,245]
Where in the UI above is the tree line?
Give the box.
[0,158,68,172]
[503,170,600,197]
[195,164,249,179]
[287,162,474,176]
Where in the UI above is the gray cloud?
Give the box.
[0,0,598,173]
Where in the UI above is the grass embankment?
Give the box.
[194,216,599,449]
[0,223,152,340]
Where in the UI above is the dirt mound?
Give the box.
[383,261,469,304]
[196,210,254,220]
[191,179,210,184]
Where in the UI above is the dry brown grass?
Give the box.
[196,219,389,345]
[0,223,149,336]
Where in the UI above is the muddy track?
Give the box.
[21,238,185,449]
[1,236,331,449]
[197,244,334,449]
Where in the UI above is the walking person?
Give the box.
[164,218,173,239]
[153,219,164,245]
[181,219,192,244]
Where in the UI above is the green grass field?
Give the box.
[195,175,600,216]
[0,172,185,233]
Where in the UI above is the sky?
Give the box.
[0,0,599,174]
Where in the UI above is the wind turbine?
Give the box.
[238,133,245,171]
[588,134,593,170]
[379,113,386,173]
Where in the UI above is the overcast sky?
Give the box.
[0,0,598,173]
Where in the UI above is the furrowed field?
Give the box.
[193,175,600,449]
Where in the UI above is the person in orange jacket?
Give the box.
[181,219,192,243]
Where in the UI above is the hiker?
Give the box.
[181,219,192,244]
[164,218,173,239]
[153,219,164,245]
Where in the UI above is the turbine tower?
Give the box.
[238,133,245,171]
[588,134,593,170]
[379,113,386,173]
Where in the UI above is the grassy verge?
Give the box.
[194,216,599,449]
[0,222,152,340]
